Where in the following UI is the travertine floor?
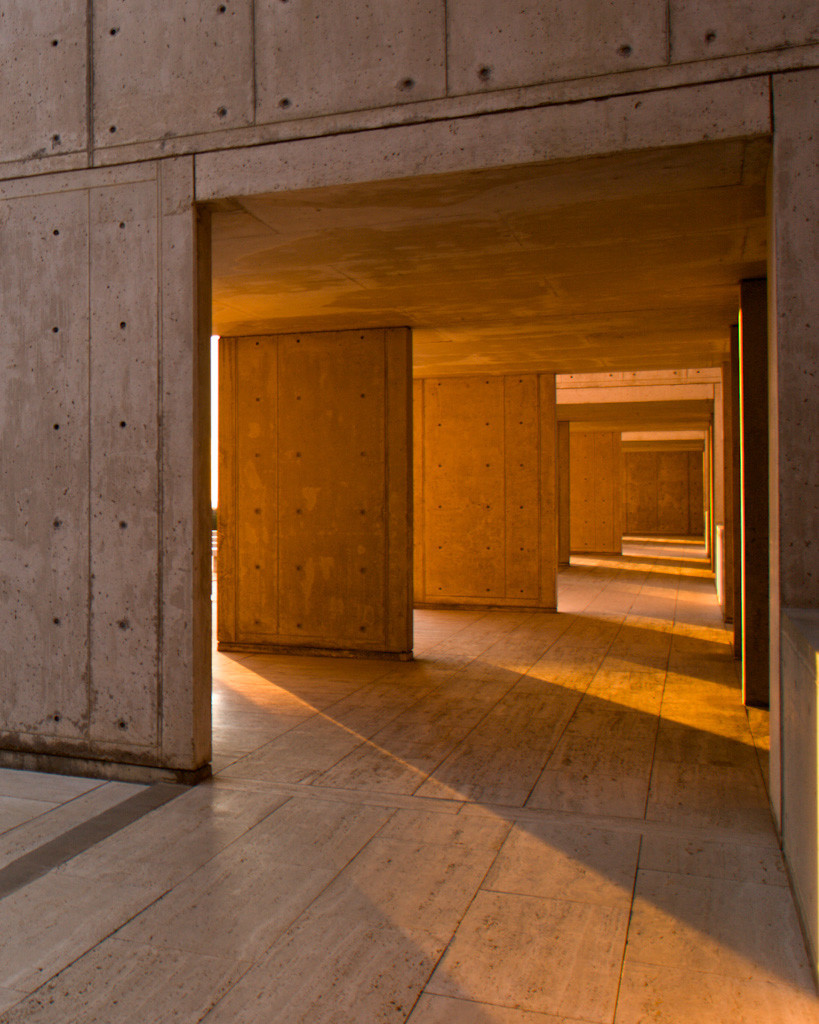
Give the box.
[0,541,816,1022]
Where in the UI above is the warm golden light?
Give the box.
[211,334,219,510]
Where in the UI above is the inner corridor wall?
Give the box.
[0,159,211,781]
[624,446,706,536]
[413,374,557,609]
[569,431,624,554]
[218,329,412,658]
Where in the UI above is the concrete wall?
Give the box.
[569,431,623,554]
[623,447,706,536]
[780,611,819,971]
[414,374,557,609]
[0,12,815,970]
[0,159,211,782]
[770,69,819,973]
[218,329,412,658]
[2,2,813,182]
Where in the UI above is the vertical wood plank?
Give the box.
[538,373,558,609]
[277,329,387,646]
[689,449,706,536]
[593,432,615,551]
[612,432,624,552]
[505,375,540,602]
[413,379,425,603]
[235,336,278,640]
[557,420,571,566]
[217,337,237,646]
[423,378,505,600]
[569,431,596,551]
[384,327,413,653]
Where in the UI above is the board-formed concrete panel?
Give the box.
[569,430,623,553]
[88,182,160,748]
[93,0,254,149]
[447,0,668,95]
[671,1,819,63]
[254,0,446,123]
[0,160,211,781]
[219,328,412,658]
[415,373,557,609]
[0,2,87,166]
[0,191,90,740]
[623,448,705,536]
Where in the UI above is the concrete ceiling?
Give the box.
[209,137,769,376]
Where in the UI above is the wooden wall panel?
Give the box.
[557,421,571,566]
[569,432,596,551]
[570,430,622,553]
[658,452,689,535]
[415,372,557,609]
[538,374,558,608]
[412,379,425,607]
[505,375,541,602]
[423,377,506,600]
[625,451,656,534]
[234,337,278,640]
[219,328,412,657]
[688,449,705,535]
[277,331,387,646]
[623,447,706,536]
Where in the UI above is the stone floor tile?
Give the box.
[0,873,157,991]
[407,993,585,1022]
[0,991,23,1015]
[626,869,814,987]
[526,766,651,819]
[0,939,251,1024]
[524,646,606,689]
[638,834,787,885]
[646,761,773,832]
[614,962,819,1024]
[652,717,758,767]
[0,796,59,836]
[584,668,666,712]
[427,891,629,1020]
[483,821,640,907]
[377,807,511,849]
[0,771,100,804]
[0,782,144,871]
[61,782,289,887]
[201,837,496,1024]
[115,798,390,959]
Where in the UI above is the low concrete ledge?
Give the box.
[781,607,819,979]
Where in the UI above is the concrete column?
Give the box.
[413,372,557,611]
[713,376,725,536]
[704,424,713,559]
[770,71,819,965]
[218,328,413,658]
[730,329,743,654]
[0,159,211,783]
[721,359,735,625]
[557,420,571,567]
[740,278,770,708]
[569,430,623,553]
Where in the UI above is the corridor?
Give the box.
[0,543,815,1022]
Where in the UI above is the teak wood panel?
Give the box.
[623,449,705,536]
[569,431,623,553]
[414,373,556,609]
[219,328,412,656]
